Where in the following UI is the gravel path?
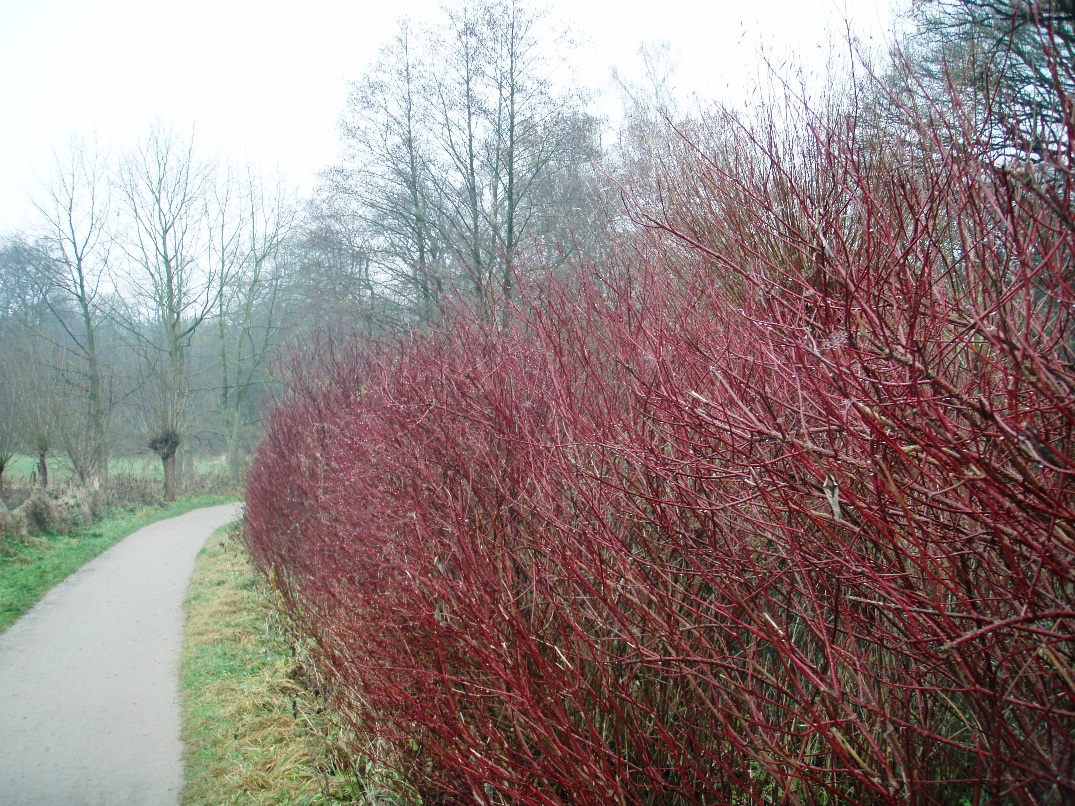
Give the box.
[0,503,243,806]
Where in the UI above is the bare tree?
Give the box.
[0,346,18,494]
[32,138,114,491]
[213,166,294,482]
[0,235,49,495]
[15,337,62,489]
[290,197,381,330]
[331,0,603,321]
[432,0,493,301]
[899,0,1075,160]
[0,234,50,325]
[482,0,586,301]
[437,0,601,307]
[335,18,445,322]
[117,125,217,501]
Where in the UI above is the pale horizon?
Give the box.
[0,0,899,233]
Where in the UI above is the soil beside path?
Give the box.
[0,503,243,806]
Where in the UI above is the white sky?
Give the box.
[0,0,900,232]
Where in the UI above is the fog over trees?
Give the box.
[1,0,1062,505]
[0,0,614,503]
[328,0,608,323]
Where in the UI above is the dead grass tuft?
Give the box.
[180,524,375,805]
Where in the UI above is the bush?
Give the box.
[245,66,1075,805]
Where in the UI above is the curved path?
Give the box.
[0,503,242,806]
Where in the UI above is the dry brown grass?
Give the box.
[180,523,375,805]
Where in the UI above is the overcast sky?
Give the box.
[0,0,900,232]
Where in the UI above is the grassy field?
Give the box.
[110,455,233,480]
[0,495,234,633]
[2,453,231,484]
[180,525,375,805]
[1,454,40,483]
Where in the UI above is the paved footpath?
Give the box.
[0,503,243,806]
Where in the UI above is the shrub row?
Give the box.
[245,89,1075,802]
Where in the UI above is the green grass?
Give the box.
[180,525,369,805]
[1,454,40,483]
[0,494,235,633]
[110,455,231,480]
[1,453,232,486]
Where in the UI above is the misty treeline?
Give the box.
[0,0,639,509]
[0,133,295,507]
[243,0,1075,803]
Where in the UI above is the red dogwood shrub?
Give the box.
[245,74,1075,803]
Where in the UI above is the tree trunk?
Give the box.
[162,452,177,503]
[36,451,48,489]
[180,443,194,492]
[83,302,109,490]
[226,399,243,483]
[227,433,241,484]
[149,431,181,503]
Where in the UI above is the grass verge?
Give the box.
[0,494,235,633]
[180,524,366,805]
